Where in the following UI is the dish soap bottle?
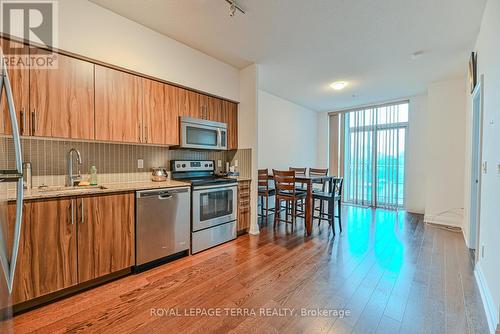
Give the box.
[89,166,98,186]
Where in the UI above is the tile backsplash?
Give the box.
[0,136,252,188]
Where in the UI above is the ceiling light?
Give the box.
[330,81,348,90]
[225,0,245,17]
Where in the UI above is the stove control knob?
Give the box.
[209,163,213,167]
[182,164,186,168]
[205,164,209,167]
[176,164,180,168]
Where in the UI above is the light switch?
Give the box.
[217,160,222,168]
[482,161,487,174]
[235,160,239,167]
[138,159,144,169]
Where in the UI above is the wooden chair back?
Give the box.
[289,167,307,175]
[332,177,344,198]
[310,168,328,190]
[273,170,297,193]
[258,169,269,189]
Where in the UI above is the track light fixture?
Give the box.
[225,0,245,17]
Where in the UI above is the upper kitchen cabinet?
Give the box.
[224,101,238,150]
[178,88,202,119]
[30,49,95,139]
[143,79,179,145]
[95,65,143,143]
[207,96,224,123]
[0,38,29,136]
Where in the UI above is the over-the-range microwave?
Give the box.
[180,117,227,150]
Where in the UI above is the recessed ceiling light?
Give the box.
[330,81,348,90]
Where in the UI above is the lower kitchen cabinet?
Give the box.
[7,198,78,304]
[237,180,251,234]
[78,193,135,282]
[7,192,135,306]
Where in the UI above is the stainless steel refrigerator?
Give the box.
[0,49,24,332]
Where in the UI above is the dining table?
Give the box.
[268,172,334,236]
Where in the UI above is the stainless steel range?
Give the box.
[171,160,238,254]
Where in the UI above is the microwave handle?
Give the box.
[217,129,222,148]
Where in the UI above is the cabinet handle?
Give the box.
[138,123,142,142]
[20,108,26,135]
[80,198,84,224]
[70,199,74,225]
[145,125,148,143]
[31,109,37,136]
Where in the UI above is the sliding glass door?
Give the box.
[344,102,408,209]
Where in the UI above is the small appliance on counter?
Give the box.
[170,160,238,254]
[151,167,168,182]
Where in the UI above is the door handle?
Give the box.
[31,109,37,136]
[70,199,75,225]
[20,108,26,135]
[0,58,24,293]
[80,198,84,224]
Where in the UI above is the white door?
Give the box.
[469,76,483,251]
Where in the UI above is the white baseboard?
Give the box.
[424,212,463,228]
[474,263,499,334]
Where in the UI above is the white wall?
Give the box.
[468,0,500,330]
[405,94,428,214]
[258,90,320,170]
[316,112,330,169]
[3,0,240,101]
[423,78,467,227]
[239,65,260,235]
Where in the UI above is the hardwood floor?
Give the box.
[12,206,489,333]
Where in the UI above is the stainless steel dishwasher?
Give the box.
[135,187,190,271]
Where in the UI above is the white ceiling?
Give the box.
[89,0,486,111]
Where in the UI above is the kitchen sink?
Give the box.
[37,185,108,193]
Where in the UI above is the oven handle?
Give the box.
[193,184,237,191]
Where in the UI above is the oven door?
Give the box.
[192,184,237,231]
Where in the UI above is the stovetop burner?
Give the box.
[170,160,237,187]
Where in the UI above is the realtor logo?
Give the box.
[1,0,58,68]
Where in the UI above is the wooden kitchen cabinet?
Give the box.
[178,88,203,119]
[143,79,179,145]
[7,198,78,304]
[0,38,29,136]
[208,96,224,123]
[30,50,95,139]
[224,101,238,150]
[237,180,251,234]
[95,65,143,143]
[77,193,135,283]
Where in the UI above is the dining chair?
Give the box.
[257,169,275,220]
[312,177,344,235]
[273,170,306,231]
[309,168,329,216]
[288,167,307,213]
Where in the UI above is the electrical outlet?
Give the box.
[482,161,488,174]
[217,160,222,168]
[235,160,239,167]
[137,159,144,169]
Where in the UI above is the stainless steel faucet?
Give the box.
[67,148,82,186]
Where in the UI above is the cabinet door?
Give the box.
[30,50,94,139]
[77,193,135,283]
[143,80,179,145]
[0,38,29,136]
[224,101,238,150]
[178,88,202,119]
[95,65,143,143]
[237,181,251,233]
[7,199,77,304]
[207,96,224,123]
